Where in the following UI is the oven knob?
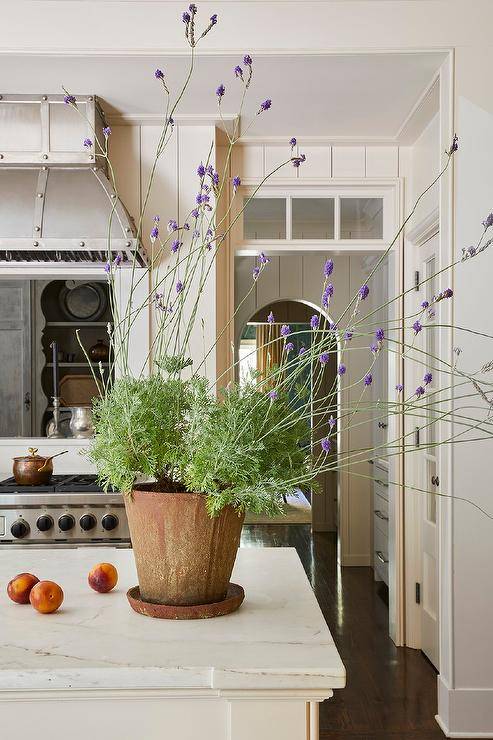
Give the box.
[37,515,54,532]
[79,514,97,531]
[11,519,30,539]
[101,514,118,531]
[58,514,75,532]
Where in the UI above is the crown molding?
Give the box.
[106,112,238,129]
[406,207,439,246]
[395,74,440,145]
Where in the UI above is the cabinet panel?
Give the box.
[332,146,365,177]
[365,147,398,177]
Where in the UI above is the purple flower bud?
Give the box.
[197,163,206,177]
[243,54,253,66]
[285,342,294,352]
[344,330,353,341]
[189,3,197,13]
[154,215,160,222]
[64,94,76,105]
[292,153,306,168]
[176,280,184,293]
[233,175,241,191]
[182,11,191,22]
[396,383,404,393]
[443,287,453,298]
[483,212,493,229]
[289,137,297,149]
[114,253,122,267]
[322,283,334,308]
[191,209,199,219]
[321,438,331,453]
[370,343,378,354]
[375,328,385,342]
[329,415,336,429]
[155,69,164,80]
[168,219,178,232]
[338,364,346,376]
[104,261,111,274]
[364,373,373,387]
[267,311,275,324]
[252,266,260,280]
[234,65,243,78]
[268,390,278,401]
[150,226,159,240]
[216,84,225,99]
[298,346,306,356]
[83,138,92,148]
[324,259,334,277]
[467,246,476,256]
[421,300,429,309]
[183,222,190,230]
[423,372,433,385]
[359,284,370,300]
[319,353,330,365]
[103,126,111,137]
[259,99,272,113]
[210,13,218,25]
[448,134,459,155]
[206,164,214,175]
[280,324,291,337]
[171,239,182,253]
[413,320,423,335]
[310,315,320,330]
[259,252,269,265]
[415,386,425,398]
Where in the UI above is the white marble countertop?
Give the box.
[0,547,345,693]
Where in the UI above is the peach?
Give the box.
[7,572,40,604]
[88,562,118,593]
[29,580,64,614]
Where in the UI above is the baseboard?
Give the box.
[437,677,493,737]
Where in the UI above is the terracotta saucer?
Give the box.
[127,583,245,620]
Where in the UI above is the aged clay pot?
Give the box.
[125,488,245,606]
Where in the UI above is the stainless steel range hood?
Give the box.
[0,94,146,267]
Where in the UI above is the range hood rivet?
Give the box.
[89,155,94,160]
[0,95,3,100]
[33,241,39,247]
[88,96,93,101]
[0,154,3,159]
[42,95,48,101]
[42,154,48,160]
[42,165,47,171]
[80,241,85,247]
[37,193,43,198]
[92,166,98,172]
[126,241,131,247]
[111,194,116,199]
[34,226,40,232]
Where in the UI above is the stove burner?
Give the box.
[0,474,113,494]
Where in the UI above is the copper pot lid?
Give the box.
[13,447,47,462]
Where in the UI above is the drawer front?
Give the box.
[373,492,389,536]
[374,527,389,585]
[373,474,389,502]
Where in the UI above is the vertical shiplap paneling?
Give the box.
[109,125,141,223]
[256,255,280,310]
[301,254,326,309]
[234,256,256,344]
[178,125,217,381]
[279,254,303,300]
[332,146,366,178]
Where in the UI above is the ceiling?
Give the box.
[0,51,445,139]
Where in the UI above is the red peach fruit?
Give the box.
[88,563,118,593]
[7,573,40,604]
[29,580,64,614]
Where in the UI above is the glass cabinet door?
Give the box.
[340,197,383,239]
[292,198,335,239]
[243,198,286,239]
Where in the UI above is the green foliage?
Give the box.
[89,374,312,516]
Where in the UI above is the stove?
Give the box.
[0,474,130,547]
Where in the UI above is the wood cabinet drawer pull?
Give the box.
[374,509,389,521]
[375,550,389,564]
[375,479,389,488]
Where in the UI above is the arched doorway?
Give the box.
[237,299,339,532]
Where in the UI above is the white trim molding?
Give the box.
[437,678,493,738]
[406,207,440,246]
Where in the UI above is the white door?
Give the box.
[416,237,440,670]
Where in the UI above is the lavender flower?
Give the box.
[267,311,275,324]
[395,383,404,393]
[280,324,291,337]
[252,266,260,280]
[189,4,197,13]
[259,252,269,265]
[421,300,429,309]
[321,438,331,453]
[322,283,334,308]
[153,215,160,222]
[375,328,385,342]
[285,342,294,352]
[364,373,373,387]
[415,386,425,398]
[171,239,182,253]
[210,13,217,25]
[370,342,378,354]
[483,212,493,229]
[114,253,122,267]
[150,226,159,240]
[292,153,306,168]
[344,330,353,341]
[197,162,206,177]
[467,246,477,256]
[176,280,184,293]
[328,416,336,430]
[191,209,199,219]
[234,65,243,79]
[103,126,111,137]
[443,287,453,299]
[329,321,338,331]
[182,11,191,23]
[155,69,164,79]
[324,259,334,277]
[310,315,320,330]
[268,390,278,401]
[183,222,190,231]
[319,352,330,365]
[259,99,272,113]
[244,54,253,66]
[359,284,370,300]
[298,346,306,356]
[338,364,346,376]
[168,219,178,232]
[216,84,225,99]
[424,372,433,385]
[83,138,92,148]
[428,307,436,319]
[289,137,297,149]
[413,320,423,335]
[448,134,459,155]
[63,94,76,105]
[104,262,111,274]
[233,175,241,192]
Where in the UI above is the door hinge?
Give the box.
[415,582,421,604]
[414,270,420,291]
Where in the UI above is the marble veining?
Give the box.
[0,547,345,692]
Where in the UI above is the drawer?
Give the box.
[374,527,389,585]
[373,492,389,536]
[373,474,389,502]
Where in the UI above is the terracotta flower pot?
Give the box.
[125,488,245,606]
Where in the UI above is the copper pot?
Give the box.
[12,448,68,486]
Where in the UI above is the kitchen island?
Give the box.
[0,547,345,740]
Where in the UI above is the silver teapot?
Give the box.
[69,406,94,439]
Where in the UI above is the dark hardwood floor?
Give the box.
[241,524,456,740]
